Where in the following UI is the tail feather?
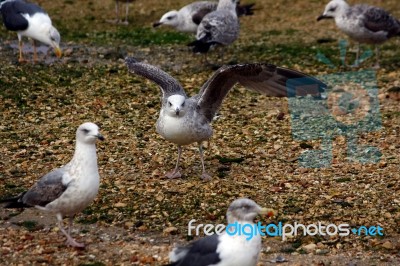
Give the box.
[187,40,215,54]
[236,3,257,17]
[0,192,30,208]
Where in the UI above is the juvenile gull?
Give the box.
[0,0,62,62]
[125,57,326,180]
[317,0,400,67]
[188,0,239,54]
[167,198,275,266]
[153,1,255,34]
[0,122,104,247]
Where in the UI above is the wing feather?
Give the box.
[360,5,400,37]
[125,57,187,99]
[195,63,326,121]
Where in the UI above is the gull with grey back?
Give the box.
[167,198,275,266]
[153,0,255,34]
[125,57,326,180]
[0,122,104,248]
[0,0,62,62]
[188,0,239,55]
[317,0,400,67]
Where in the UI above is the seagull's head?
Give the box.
[37,24,62,58]
[153,11,179,28]
[226,198,276,224]
[317,0,349,21]
[76,122,105,144]
[48,26,62,58]
[165,94,187,117]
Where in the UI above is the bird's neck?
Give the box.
[71,142,98,171]
[227,218,254,226]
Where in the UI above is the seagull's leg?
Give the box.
[373,45,380,69]
[115,0,120,23]
[201,53,208,65]
[354,42,360,67]
[198,142,211,181]
[67,216,74,236]
[123,0,129,25]
[18,36,25,63]
[56,213,85,248]
[165,145,182,179]
[32,40,38,63]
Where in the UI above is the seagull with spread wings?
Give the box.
[125,57,326,180]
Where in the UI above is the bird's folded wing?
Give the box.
[21,167,69,207]
[362,6,400,36]
[192,5,216,25]
[168,234,221,266]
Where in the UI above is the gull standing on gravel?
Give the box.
[112,0,135,24]
[0,0,62,62]
[0,122,104,248]
[153,1,255,34]
[317,0,400,67]
[167,198,275,266]
[125,57,326,180]
[188,0,240,55]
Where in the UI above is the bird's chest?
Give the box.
[48,167,100,215]
[156,113,212,146]
[336,16,363,36]
[217,234,261,266]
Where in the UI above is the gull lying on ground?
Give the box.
[0,122,104,248]
[317,0,400,67]
[0,0,62,62]
[167,198,275,266]
[125,57,326,180]
[153,0,255,34]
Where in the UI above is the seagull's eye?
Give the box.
[81,129,90,134]
[167,16,174,20]
[168,102,172,107]
[328,6,337,12]
[181,102,185,107]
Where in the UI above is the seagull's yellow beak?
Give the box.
[54,45,62,58]
[260,208,277,218]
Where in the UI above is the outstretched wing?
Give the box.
[195,63,326,121]
[125,57,187,99]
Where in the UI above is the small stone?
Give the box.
[303,243,317,253]
[163,226,178,235]
[114,202,127,208]
[384,212,392,219]
[382,241,393,250]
